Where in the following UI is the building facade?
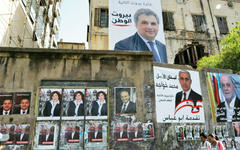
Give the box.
[0,0,61,48]
[88,0,240,67]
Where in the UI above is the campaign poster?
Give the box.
[59,121,83,149]
[37,88,62,120]
[4,124,15,145]
[14,124,31,145]
[143,121,154,139]
[85,88,108,119]
[33,122,59,149]
[207,73,240,122]
[113,122,129,142]
[0,93,13,115]
[62,88,85,118]
[13,92,31,115]
[154,66,205,123]
[84,121,108,150]
[220,138,239,149]
[114,87,137,115]
[176,126,185,141]
[109,0,167,63]
[233,122,240,138]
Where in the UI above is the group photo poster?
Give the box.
[154,66,205,123]
[59,121,83,149]
[33,121,59,149]
[112,121,154,142]
[213,124,229,139]
[62,88,85,118]
[0,93,13,115]
[85,88,108,118]
[37,88,62,119]
[84,121,108,149]
[0,124,30,145]
[109,0,167,63]
[114,87,137,115]
[207,73,240,122]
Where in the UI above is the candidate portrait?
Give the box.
[216,74,240,122]
[13,97,30,115]
[116,89,136,114]
[43,91,61,117]
[91,91,107,116]
[114,8,167,63]
[67,91,84,116]
[0,98,13,115]
[175,70,202,112]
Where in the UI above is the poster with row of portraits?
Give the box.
[176,125,206,141]
[0,92,31,115]
[207,73,240,122]
[37,88,108,120]
[213,124,229,139]
[0,124,30,145]
[153,66,205,123]
[219,138,240,150]
[112,121,154,141]
[33,121,107,150]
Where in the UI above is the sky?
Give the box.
[59,0,89,47]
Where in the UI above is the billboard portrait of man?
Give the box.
[216,74,240,122]
[115,88,136,114]
[175,70,202,113]
[114,8,167,63]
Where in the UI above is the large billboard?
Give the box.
[109,0,167,63]
[207,73,240,122]
[154,66,205,123]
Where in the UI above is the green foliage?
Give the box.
[197,22,240,72]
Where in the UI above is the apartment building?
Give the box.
[0,0,61,48]
[88,0,240,67]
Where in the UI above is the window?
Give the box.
[162,12,175,31]
[174,44,207,68]
[22,0,27,7]
[216,17,229,34]
[192,15,206,33]
[94,8,108,27]
[29,0,38,23]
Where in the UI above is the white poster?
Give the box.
[109,0,167,63]
[154,66,205,123]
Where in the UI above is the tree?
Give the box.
[197,22,240,73]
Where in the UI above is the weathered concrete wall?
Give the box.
[0,47,237,150]
[0,47,153,149]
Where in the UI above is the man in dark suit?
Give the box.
[16,126,30,142]
[95,124,102,139]
[0,99,13,115]
[175,70,202,111]
[13,98,30,114]
[117,90,136,114]
[67,126,80,142]
[216,75,240,122]
[114,8,167,63]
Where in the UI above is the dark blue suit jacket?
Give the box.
[114,33,167,63]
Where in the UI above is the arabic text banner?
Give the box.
[153,66,205,123]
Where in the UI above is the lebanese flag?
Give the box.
[175,100,203,115]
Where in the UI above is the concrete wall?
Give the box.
[0,47,237,150]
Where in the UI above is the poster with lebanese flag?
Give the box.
[153,66,205,123]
